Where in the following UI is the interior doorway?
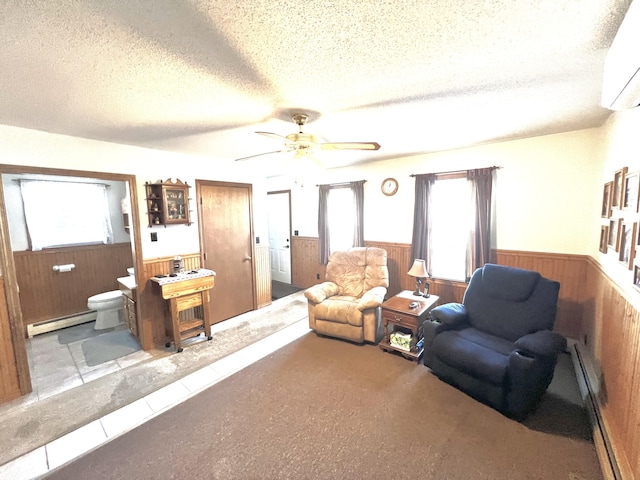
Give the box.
[267,191,292,284]
[0,165,143,403]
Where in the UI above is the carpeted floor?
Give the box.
[0,293,308,466]
[45,333,602,480]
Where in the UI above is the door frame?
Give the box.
[267,189,293,284]
[0,164,143,398]
[196,179,257,315]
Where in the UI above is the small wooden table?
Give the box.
[379,291,439,362]
[151,269,216,352]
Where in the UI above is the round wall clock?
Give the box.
[381,177,399,196]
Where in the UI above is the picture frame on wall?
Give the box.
[623,171,640,212]
[609,218,622,251]
[600,225,609,253]
[634,265,640,291]
[602,181,613,218]
[618,221,637,270]
[613,167,628,208]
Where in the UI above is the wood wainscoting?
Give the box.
[254,244,271,308]
[579,258,640,480]
[14,243,134,330]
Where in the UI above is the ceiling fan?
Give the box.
[235,113,381,162]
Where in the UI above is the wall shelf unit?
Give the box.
[145,179,192,227]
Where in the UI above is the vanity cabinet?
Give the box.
[118,276,138,338]
[145,179,191,227]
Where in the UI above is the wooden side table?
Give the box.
[379,291,439,362]
[151,269,216,352]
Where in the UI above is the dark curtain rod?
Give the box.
[409,166,501,177]
[316,180,367,187]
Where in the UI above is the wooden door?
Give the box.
[198,181,255,323]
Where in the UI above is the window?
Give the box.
[20,180,114,251]
[429,176,473,281]
[318,180,365,264]
[327,186,355,254]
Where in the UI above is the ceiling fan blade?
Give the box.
[319,142,381,151]
[234,150,288,162]
[256,131,299,146]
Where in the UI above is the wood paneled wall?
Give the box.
[291,236,325,288]
[495,250,588,339]
[254,244,271,308]
[14,243,133,327]
[582,259,640,480]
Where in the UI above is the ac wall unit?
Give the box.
[601,1,640,110]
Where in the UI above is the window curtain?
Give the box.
[20,180,114,251]
[318,184,331,264]
[351,180,365,248]
[410,174,436,273]
[466,167,495,280]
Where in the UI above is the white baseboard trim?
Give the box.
[569,340,621,480]
[26,311,97,337]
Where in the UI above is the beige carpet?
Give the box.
[45,333,602,480]
[0,293,308,466]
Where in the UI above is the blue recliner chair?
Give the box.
[423,264,566,420]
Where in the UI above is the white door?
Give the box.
[267,191,292,284]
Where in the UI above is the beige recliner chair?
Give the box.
[304,247,389,344]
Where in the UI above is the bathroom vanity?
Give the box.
[117,275,138,337]
[151,269,216,352]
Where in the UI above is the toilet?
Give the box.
[88,290,124,330]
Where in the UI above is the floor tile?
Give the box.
[0,446,47,480]
[180,365,218,393]
[100,398,154,438]
[46,420,107,470]
[144,381,191,413]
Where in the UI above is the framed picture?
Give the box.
[600,225,609,253]
[613,167,628,208]
[634,265,640,291]
[623,171,640,212]
[609,218,622,251]
[602,181,613,218]
[618,221,637,270]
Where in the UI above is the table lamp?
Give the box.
[408,259,430,297]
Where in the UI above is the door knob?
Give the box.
[245,256,252,261]
[283,245,290,248]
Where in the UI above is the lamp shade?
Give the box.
[408,259,428,278]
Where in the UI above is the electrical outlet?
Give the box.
[294,230,299,236]
[316,273,320,279]
[151,232,158,242]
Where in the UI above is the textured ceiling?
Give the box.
[0,0,633,170]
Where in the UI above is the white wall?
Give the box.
[0,125,269,259]
[268,128,604,255]
[596,107,640,294]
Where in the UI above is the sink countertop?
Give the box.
[117,275,137,290]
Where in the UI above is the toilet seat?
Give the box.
[88,290,123,309]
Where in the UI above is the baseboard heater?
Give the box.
[26,311,97,337]
[569,341,621,480]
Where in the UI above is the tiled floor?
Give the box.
[0,315,311,479]
[25,322,158,404]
